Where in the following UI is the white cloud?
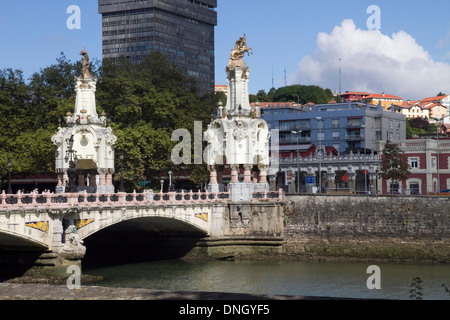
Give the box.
[289,19,450,100]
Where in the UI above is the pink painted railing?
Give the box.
[0,189,283,210]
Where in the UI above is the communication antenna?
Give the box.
[339,58,342,94]
[272,62,274,89]
[284,67,287,102]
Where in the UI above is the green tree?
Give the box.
[272,84,334,104]
[379,140,411,191]
[0,51,217,192]
[96,52,218,191]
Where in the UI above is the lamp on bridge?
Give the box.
[119,150,125,192]
[7,157,12,194]
[66,135,78,193]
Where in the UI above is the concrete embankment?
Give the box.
[281,194,450,263]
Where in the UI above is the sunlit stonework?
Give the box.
[204,35,271,201]
[52,49,117,194]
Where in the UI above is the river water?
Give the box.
[84,259,449,300]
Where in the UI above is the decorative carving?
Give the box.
[63,225,86,256]
[51,127,66,146]
[105,127,117,146]
[233,122,248,143]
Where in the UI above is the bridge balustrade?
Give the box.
[0,188,283,211]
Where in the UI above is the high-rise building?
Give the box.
[98,0,217,93]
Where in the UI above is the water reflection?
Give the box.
[85,260,450,300]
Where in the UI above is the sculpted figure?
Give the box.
[80,48,91,79]
[229,34,253,68]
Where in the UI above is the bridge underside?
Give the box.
[0,232,48,251]
[82,217,208,266]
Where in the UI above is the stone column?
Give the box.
[258,165,269,184]
[78,173,85,187]
[327,172,336,191]
[51,216,65,253]
[89,172,97,187]
[208,165,218,184]
[348,172,357,193]
[230,164,239,183]
[98,168,107,186]
[106,169,115,186]
[369,173,377,195]
[243,164,252,183]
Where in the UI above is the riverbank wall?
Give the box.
[282,194,450,263]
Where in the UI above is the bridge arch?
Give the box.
[80,215,208,265]
[73,204,210,241]
[0,229,49,251]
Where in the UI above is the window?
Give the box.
[375,131,382,141]
[410,183,420,195]
[332,119,340,128]
[431,157,436,168]
[410,158,419,168]
[390,183,399,194]
[332,132,340,140]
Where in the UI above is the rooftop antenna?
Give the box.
[284,67,287,102]
[271,62,274,89]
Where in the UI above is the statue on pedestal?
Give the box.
[205,35,271,200]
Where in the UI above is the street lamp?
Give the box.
[435,117,441,193]
[361,124,367,194]
[160,179,164,193]
[316,117,323,193]
[7,158,12,194]
[119,150,125,192]
[66,135,77,193]
[291,130,302,193]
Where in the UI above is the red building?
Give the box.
[379,136,450,194]
[339,91,371,102]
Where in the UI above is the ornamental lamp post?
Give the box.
[435,117,441,193]
[291,130,302,193]
[7,158,12,194]
[66,135,77,193]
[316,117,323,193]
[361,124,367,194]
[119,150,125,192]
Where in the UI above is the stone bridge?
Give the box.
[0,189,284,280]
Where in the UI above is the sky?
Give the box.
[1,0,450,101]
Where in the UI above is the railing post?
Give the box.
[17,190,23,208]
[0,190,5,209]
[31,190,37,207]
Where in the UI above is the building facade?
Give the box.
[379,136,450,195]
[362,93,404,111]
[98,0,217,93]
[261,101,407,154]
[259,101,406,193]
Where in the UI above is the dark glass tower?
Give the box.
[98,0,217,93]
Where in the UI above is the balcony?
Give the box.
[345,135,363,141]
[347,123,362,128]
